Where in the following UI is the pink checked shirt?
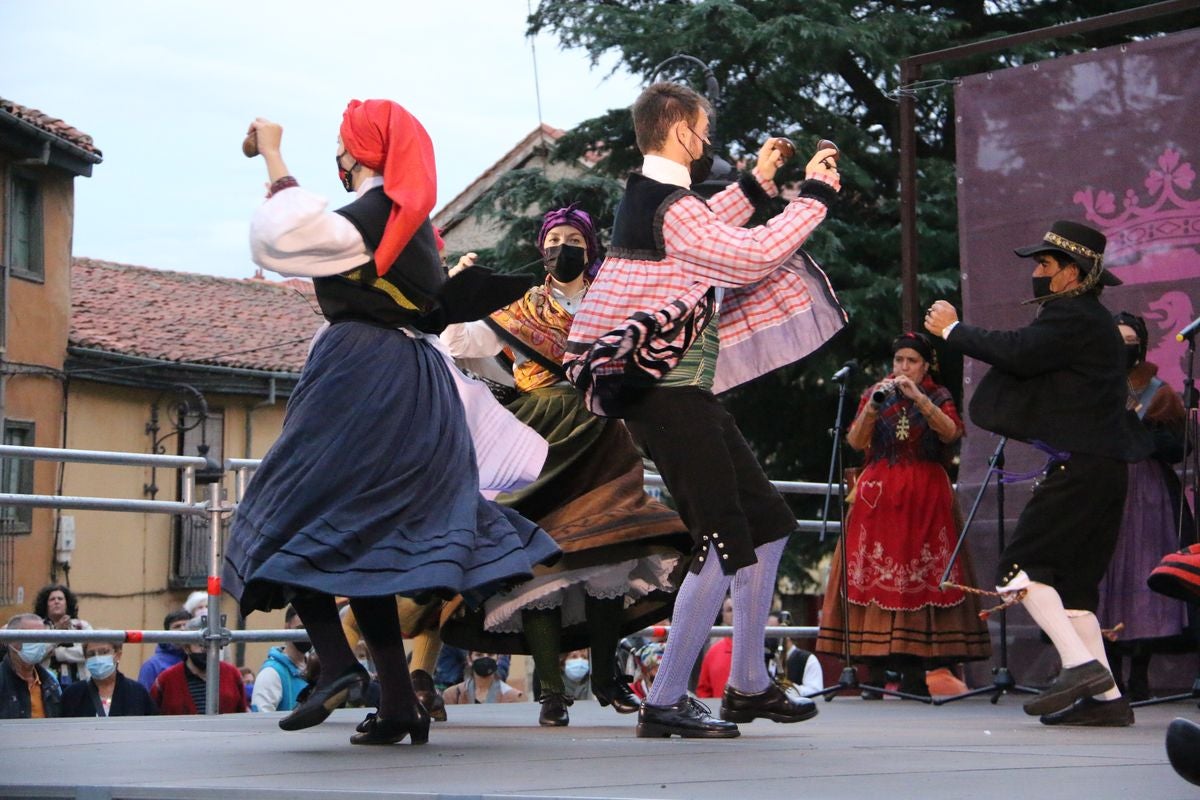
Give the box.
[565,160,846,400]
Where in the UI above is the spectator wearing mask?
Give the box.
[631,642,665,700]
[151,617,247,714]
[443,652,523,704]
[0,613,62,719]
[138,609,192,691]
[251,606,311,712]
[560,649,593,702]
[62,640,156,717]
[34,583,93,685]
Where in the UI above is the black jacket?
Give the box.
[61,671,158,717]
[947,293,1153,462]
[0,654,62,719]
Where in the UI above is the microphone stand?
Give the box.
[933,436,1039,705]
[1131,334,1200,709]
[811,369,931,704]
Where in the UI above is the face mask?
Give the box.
[679,127,714,185]
[471,656,497,678]
[18,642,49,666]
[1124,344,1142,370]
[1031,276,1055,299]
[86,654,116,680]
[294,640,312,654]
[188,651,208,670]
[336,153,358,193]
[542,244,587,283]
[563,658,590,682]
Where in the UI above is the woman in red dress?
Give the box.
[817,332,990,696]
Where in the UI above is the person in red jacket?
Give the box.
[695,597,733,698]
[151,618,247,715]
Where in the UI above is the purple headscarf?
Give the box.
[537,204,602,279]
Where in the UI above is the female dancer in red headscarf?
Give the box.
[224,100,559,746]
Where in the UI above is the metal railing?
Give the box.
[0,445,842,714]
[0,444,228,715]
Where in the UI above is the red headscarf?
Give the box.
[339,99,437,276]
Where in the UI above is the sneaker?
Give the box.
[1039,695,1134,727]
[1023,660,1115,717]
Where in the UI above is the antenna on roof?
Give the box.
[527,0,545,134]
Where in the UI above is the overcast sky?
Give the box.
[2,1,642,278]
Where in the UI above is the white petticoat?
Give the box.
[483,553,683,634]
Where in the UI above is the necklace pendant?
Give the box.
[896,409,911,441]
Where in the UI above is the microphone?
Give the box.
[831,360,858,383]
[1177,315,1200,342]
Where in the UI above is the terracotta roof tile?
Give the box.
[0,97,101,157]
[71,258,322,374]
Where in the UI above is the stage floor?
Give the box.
[0,694,1196,799]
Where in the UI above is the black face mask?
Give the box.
[294,640,313,654]
[188,652,208,670]
[471,657,497,677]
[1124,343,1143,371]
[543,244,587,283]
[336,153,357,193]
[679,127,714,185]
[1031,276,1055,299]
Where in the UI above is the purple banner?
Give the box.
[954,28,1200,685]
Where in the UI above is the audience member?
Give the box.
[150,618,247,714]
[250,606,311,712]
[62,640,156,717]
[443,652,524,704]
[183,591,208,619]
[0,613,62,719]
[784,641,824,698]
[695,597,733,698]
[138,609,192,691]
[34,583,93,685]
[560,649,593,701]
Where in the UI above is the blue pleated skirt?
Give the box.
[222,321,560,615]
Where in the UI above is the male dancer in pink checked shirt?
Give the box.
[565,82,845,738]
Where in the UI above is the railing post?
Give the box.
[195,448,226,716]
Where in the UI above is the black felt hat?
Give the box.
[1013,220,1121,286]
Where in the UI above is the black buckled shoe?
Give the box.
[1023,660,1115,717]
[350,707,431,745]
[1039,695,1133,727]
[279,665,369,731]
[410,669,447,722]
[538,691,572,727]
[637,696,739,739]
[593,680,641,714]
[721,682,819,724]
[1167,718,1200,786]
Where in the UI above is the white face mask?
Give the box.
[86,654,116,680]
[563,658,590,682]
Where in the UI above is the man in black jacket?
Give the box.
[0,613,62,719]
[925,220,1152,727]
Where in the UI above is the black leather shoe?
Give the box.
[1167,718,1200,786]
[593,681,640,714]
[1023,660,1115,716]
[350,707,431,745]
[279,665,369,731]
[637,696,739,739]
[1039,695,1133,727]
[538,691,572,727]
[721,682,818,723]
[411,669,447,722]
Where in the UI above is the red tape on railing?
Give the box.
[207,576,221,595]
